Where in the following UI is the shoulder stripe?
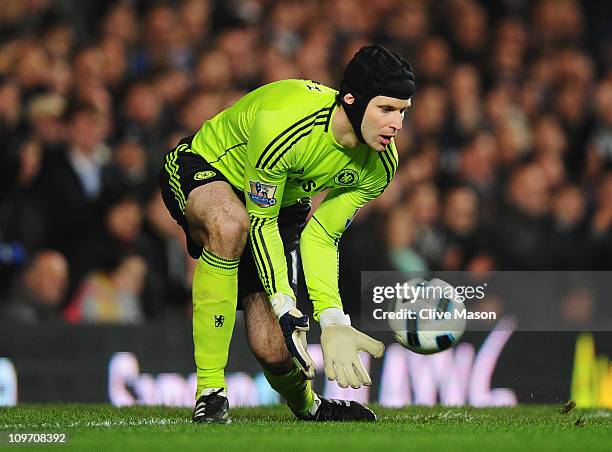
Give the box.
[266,118,328,169]
[324,102,335,132]
[255,106,333,169]
[259,110,332,169]
[382,148,397,178]
[376,146,398,197]
[386,144,398,168]
[260,113,330,169]
[378,152,392,186]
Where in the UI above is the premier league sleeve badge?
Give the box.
[248,181,278,207]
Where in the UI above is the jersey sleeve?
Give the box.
[301,145,398,320]
[244,112,295,297]
[300,187,371,320]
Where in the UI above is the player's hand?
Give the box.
[319,309,384,389]
[271,293,316,379]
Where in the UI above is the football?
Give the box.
[387,278,467,354]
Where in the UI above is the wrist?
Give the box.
[271,293,296,319]
[319,308,351,329]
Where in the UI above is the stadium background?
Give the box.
[0,0,611,408]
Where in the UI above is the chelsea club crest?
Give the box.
[334,168,359,186]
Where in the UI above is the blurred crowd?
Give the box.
[0,0,611,325]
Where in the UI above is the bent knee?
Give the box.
[206,214,249,257]
[184,183,250,259]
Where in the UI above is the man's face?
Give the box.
[361,95,410,151]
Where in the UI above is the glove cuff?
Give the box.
[319,308,351,329]
[271,293,296,319]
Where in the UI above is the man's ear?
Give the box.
[343,93,355,105]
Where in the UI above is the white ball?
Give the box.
[388,278,467,354]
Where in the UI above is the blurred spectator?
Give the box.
[448,65,484,142]
[550,184,592,269]
[532,115,567,157]
[179,0,212,48]
[140,190,192,316]
[440,186,482,270]
[118,79,169,176]
[417,36,451,85]
[102,139,154,202]
[101,1,138,46]
[447,0,489,68]
[456,132,500,215]
[533,0,585,48]
[384,206,427,272]
[410,84,449,141]
[0,77,21,145]
[2,250,69,323]
[493,163,553,269]
[553,79,594,176]
[14,40,53,99]
[590,171,612,268]
[26,92,67,150]
[35,104,110,273]
[178,90,224,133]
[98,36,129,90]
[405,183,444,268]
[586,77,612,180]
[0,138,46,252]
[154,67,192,108]
[64,251,146,324]
[84,194,148,268]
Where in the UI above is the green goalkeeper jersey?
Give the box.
[191,79,398,320]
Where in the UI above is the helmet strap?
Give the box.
[340,92,370,144]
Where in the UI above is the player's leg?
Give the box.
[242,291,376,421]
[242,291,315,417]
[240,201,375,421]
[159,141,247,423]
[185,181,249,398]
[237,201,316,415]
[185,182,248,424]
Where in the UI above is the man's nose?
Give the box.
[390,112,403,131]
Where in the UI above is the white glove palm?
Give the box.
[320,309,384,389]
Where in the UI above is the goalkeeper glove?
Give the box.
[320,308,384,389]
[271,293,316,379]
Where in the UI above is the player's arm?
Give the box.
[244,113,315,378]
[300,186,385,389]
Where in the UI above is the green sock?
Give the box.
[264,366,316,416]
[192,249,239,398]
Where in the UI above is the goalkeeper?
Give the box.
[159,44,415,423]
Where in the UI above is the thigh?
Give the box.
[184,182,248,248]
[159,137,247,258]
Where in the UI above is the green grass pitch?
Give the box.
[1,404,611,451]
